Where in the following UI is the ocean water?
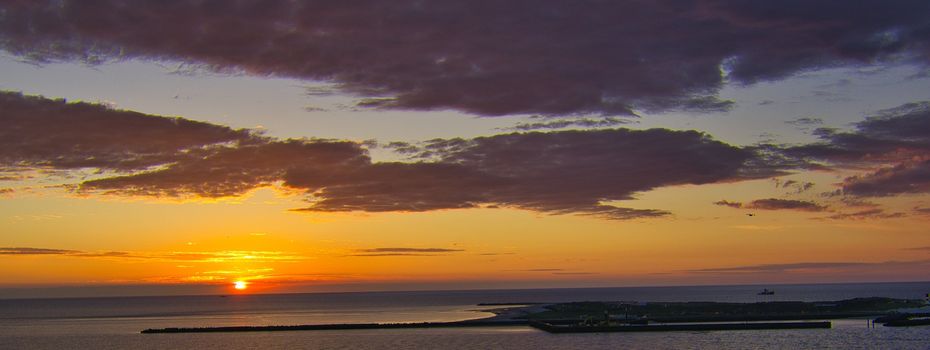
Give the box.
[2,282,930,349]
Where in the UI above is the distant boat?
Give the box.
[757,289,775,295]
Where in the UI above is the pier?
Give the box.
[141,320,526,334]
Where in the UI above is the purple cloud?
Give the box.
[783,102,930,166]
[3,1,930,116]
[825,209,906,220]
[76,127,765,219]
[0,91,790,220]
[777,101,930,198]
[81,139,369,198]
[713,200,743,208]
[289,129,766,219]
[841,160,930,197]
[0,91,251,172]
[746,198,827,212]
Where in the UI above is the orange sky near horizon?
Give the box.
[3,170,929,297]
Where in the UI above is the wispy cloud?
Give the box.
[713,200,743,208]
[689,260,930,274]
[513,268,593,275]
[776,180,815,194]
[348,253,442,257]
[903,246,930,251]
[357,248,464,253]
[689,262,868,274]
[71,251,135,258]
[785,117,824,127]
[507,117,635,131]
[0,247,80,255]
[347,247,464,257]
[745,198,827,212]
[825,209,906,220]
[156,251,307,263]
[717,198,827,212]
[730,225,782,231]
[0,247,308,262]
[779,101,930,198]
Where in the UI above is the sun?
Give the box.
[233,281,248,290]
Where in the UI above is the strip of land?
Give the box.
[141,297,930,334]
[529,320,832,333]
[141,320,526,334]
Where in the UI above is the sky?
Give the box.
[2,0,930,298]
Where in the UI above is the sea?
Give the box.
[2,282,930,349]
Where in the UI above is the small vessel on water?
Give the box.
[757,289,775,295]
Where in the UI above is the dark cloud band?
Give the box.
[287,129,764,219]
[3,91,771,220]
[3,1,930,116]
[746,198,827,212]
[0,91,251,172]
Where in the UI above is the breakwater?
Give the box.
[141,320,526,334]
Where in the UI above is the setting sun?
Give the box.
[233,281,248,290]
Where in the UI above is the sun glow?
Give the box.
[233,281,248,290]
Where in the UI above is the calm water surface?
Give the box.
[2,282,930,349]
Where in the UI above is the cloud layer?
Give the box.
[0,91,250,172]
[689,259,930,274]
[781,101,930,198]
[3,1,930,116]
[745,198,827,212]
[357,248,464,253]
[348,247,465,257]
[0,247,79,255]
[289,129,763,219]
[81,139,369,198]
[0,246,306,262]
[4,92,771,220]
[8,91,930,220]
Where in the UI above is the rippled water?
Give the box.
[2,282,929,349]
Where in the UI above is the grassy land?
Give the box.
[523,297,926,321]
